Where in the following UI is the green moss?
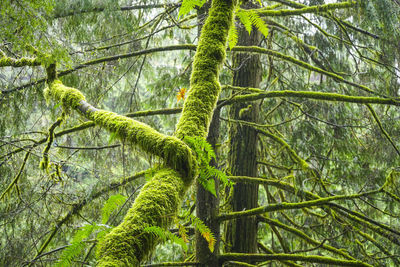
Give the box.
[97,168,187,266]
[39,116,63,172]
[175,0,236,139]
[46,80,86,111]
[256,1,356,16]
[88,109,195,180]
[0,56,40,67]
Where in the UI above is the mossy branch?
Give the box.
[254,1,356,16]
[229,176,400,247]
[45,66,193,179]
[0,54,40,67]
[219,253,372,267]
[142,262,200,267]
[232,46,384,96]
[27,171,146,265]
[259,216,354,260]
[97,168,187,266]
[217,188,381,222]
[39,116,63,172]
[220,87,400,106]
[175,0,235,139]
[97,0,236,265]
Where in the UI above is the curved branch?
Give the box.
[45,76,193,178]
[219,253,372,266]
[255,1,356,16]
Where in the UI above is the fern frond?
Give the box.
[248,10,269,37]
[237,9,252,34]
[101,194,127,224]
[237,9,269,38]
[189,215,216,252]
[56,224,95,267]
[228,21,239,50]
[179,0,207,18]
[144,226,188,252]
[178,223,189,243]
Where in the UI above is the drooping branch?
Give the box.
[0,107,182,161]
[258,216,355,260]
[228,176,400,247]
[53,3,179,19]
[220,87,400,106]
[6,43,392,98]
[254,1,356,16]
[219,253,372,267]
[217,188,381,222]
[27,170,146,265]
[232,46,384,96]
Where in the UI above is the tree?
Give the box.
[2,0,400,266]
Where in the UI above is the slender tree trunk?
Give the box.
[196,108,221,266]
[195,3,221,265]
[225,1,262,255]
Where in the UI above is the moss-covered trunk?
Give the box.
[96,0,236,265]
[194,3,222,266]
[43,0,235,265]
[225,1,262,255]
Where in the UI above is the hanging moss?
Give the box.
[96,168,187,266]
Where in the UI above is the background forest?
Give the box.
[2,0,400,266]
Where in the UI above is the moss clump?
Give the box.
[45,80,86,111]
[97,168,187,266]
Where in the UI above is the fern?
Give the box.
[237,9,253,34]
[237,9,269,38]
[248,10,269,37]
[56,224,94,267]
[179,0,207,18]
[189,215,216,252]
[143,226,188,252]
[101,194,127,224]
[228,20,239,50]
[184,136,233,196]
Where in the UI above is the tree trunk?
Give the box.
[225,1,262,255]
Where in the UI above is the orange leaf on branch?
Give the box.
[177,87,186,102]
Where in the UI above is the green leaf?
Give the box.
[228,22,239,50]
[143,226,188,252]
[179,0,207,18]
[56,224,95,267]
[108,132,118,145]
[101,194,127,224]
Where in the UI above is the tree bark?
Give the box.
[194,3,222,266]
[225,1,262,255]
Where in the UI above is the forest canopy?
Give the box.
[2,0,400,266]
